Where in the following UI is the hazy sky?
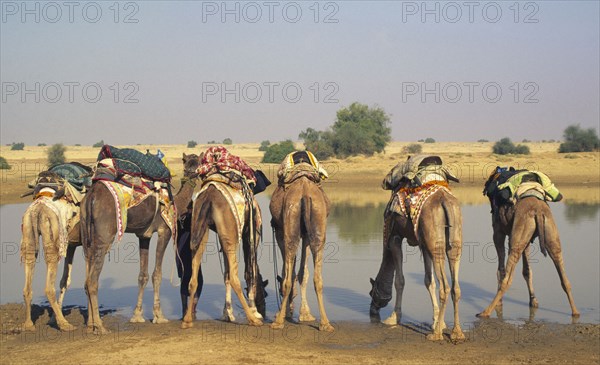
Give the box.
[1,1,599,145]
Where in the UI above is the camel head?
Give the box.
[182,153,202,179]
[368,277,392,314]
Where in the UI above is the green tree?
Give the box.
[299,128,335,160]
[93,140,104,148]
[11,142,25,150]
[37,143,47,146]
[47,143,67,167]
[222,138,233,145]
[187,140,198,148]
[331,102,391,157]
[259,140,271,151]
[558,124,600,153]
[0,156,10,169]
[261,140,296,163]
[424,138,436,143]
[493,137,529,155]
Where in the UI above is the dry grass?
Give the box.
[1,142,598,205]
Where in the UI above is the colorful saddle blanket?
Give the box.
[385,181,451,239]
[382,155,458,191]
[97,145,171,183]
[277,151,328,185]
[99,180,176,242]
[197,146,256,185]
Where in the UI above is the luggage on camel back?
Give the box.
[48,162,93,191]
[382,154,459,191]
[484,166,562,206]
[277,150,328,185]
[26,162,93,204]
[96,145,171,183]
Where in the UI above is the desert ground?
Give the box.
[1,142,599,364]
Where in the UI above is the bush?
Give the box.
[0,156,10,169]
[207,140,217,144]
[222,138,233,145]
[558,124,600,153]
[37,143,46,147]
[492,137,529,155]
[477,139,489,143]
[299,128,335,160]
[187,140,198,148]
[424,138,436,143]
[417,139,424,142]
[47,143,66,167]
[11,142,25,150]
[75,144,81,146]
[261,140,296,163]
[93,140,104,148]
[522,139,531,143]
[259,140,271,152]
[403,143,423,154]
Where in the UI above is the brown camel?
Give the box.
[477,196,579,318]
[369,188,465,341]
[181,180,264,328]
[21,196,80,332]
[81,153,199,334]
[270,177,334,332]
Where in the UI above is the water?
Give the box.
[1,196,598,326]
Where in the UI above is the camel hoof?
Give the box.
[220,313,236,323]
[451,328,465,342]
[129,314,146,323]
[426,332,444,341]
[248,318,263,327]
[382,313,398,326]
[23,321,35,332]
[320,323,335,332]
[152,317,169,324]
[181,321,194,329]
[58,322,77,332]
[299,311,316,322]
[271,322,284,330]
[476,312,490,318]
[529,298,539,308]
[87,325,110,335]
[572,311,581,318]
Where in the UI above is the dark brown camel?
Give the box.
[477,196,579,318]
[370,188,465,341]
[181,181,264,328]
[81,154,199,334]
[270,177,334,332]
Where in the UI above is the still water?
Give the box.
[1,195,598,327]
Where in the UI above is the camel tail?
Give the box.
[535,212,548,257]
[190,194,212,251]
[301,196,312,240]
[21,207,39,264]
[441,198,459,247]
[82,188,94,250]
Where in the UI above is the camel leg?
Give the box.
[151,231,170,324]
[182,229,208,329]
[130,238,150,323]
[221,252,236,322]
[493,228,506,309]
[544,227,579,317]
[447,245,464,341]
[522,244,538,308]
[273,254,295,329]
[298,242,315,322]
[382,241,405,326]
[224,245,263,326]
[311,238,334,332]
[85,243,111,334]
[478,217,534,318]
[423,249,443,331]
[427,250,451,341]
[58,244,76,308]
[45,257,76,331]
[22,256,36,331]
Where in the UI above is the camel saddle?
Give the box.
[277,151,328,186]
[382,154,458,191]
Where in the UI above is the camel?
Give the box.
[369,188,465,341]
[81,153,199,334]
[270,176,334,332]
[21,168,90,331]
[181,179,265,328]
[477,196,579,318]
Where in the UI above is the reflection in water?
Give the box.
[329,202,386,244]
[564,203,600,224]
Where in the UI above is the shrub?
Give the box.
[187,140,198,148]
[417,139,424,142]
[403,143,422,154]
[299,128,335,160]
[222,138,233,145]
[37,143,47,146]
[261,140,296,163]
[47,143,67,167]
[207,140,217,144]
[0,156,10,169]
[75,144,81,146]
[11,142,25,150]
[493,137,529,155]
[522,139,531,143]
[259,140,271,152]
[558,124,600,153]
[477,139,489,143]
[93,140,104,148]
[424,138,436,143]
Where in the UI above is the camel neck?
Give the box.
[174,179,195,216]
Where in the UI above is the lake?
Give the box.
[1,193,598,328]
